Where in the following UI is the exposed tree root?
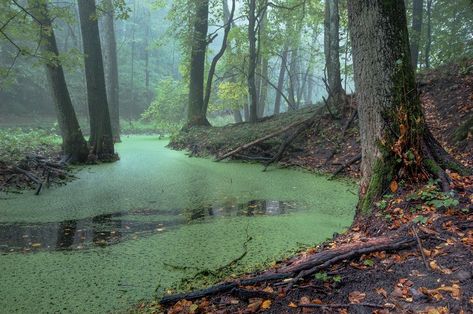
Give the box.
[324,109,358,165]
[159,236,415,305]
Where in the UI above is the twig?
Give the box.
[412,225,430,270]
[298,302,386,309]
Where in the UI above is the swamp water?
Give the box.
[0,136,357,313]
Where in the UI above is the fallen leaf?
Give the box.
[376,287,388,298]
[348,291,366,304]
[390,180,399,193]
[288,302,297,308]
[260,299,272,310]
[437,284,461,300]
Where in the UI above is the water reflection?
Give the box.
[0,199,303,253]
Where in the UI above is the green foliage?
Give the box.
[407,179,460,210]
[363,259,374,267]
[315,272,342,283]
[141,78,187,131]
[0,128,60,163]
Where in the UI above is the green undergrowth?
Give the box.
[170,106,318,156]
[0,128,61,163]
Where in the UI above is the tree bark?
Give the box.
[202,0,235,118]
[186,0,210,127]
[31,0,88,163]
[102,0,120,142]
[274,44,289,114]
[78,0,115,159]
[288,48,300,111]
[347,0,469,214]
[410,0,424,70]
[247,0,258,123]
[424,0,433,69]
[324,0,345,114]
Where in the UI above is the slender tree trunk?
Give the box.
[247,0,258,123]
[348,0,468,214]
[145,9,151,104]
[424,0,433,68]
[244,101,250,122]
[78,0,115,159]
[288,48,300,110]
[186,0,210,127]
[274,44,289,115]
[203,0,235,118]
[130,0,136,119]
[233,110,243,123]
[258,59,269,117]
[103,0,120,142]
[410,0,424,70]
[31,0,88,163]
[324,0,345,113]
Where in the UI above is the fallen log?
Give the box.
[215,117,313,162]
[159,236,415,305]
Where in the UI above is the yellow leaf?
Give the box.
[260,299,272,310]
[288,302,297,308]
[390,180,399,193]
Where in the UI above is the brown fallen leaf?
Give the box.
[260,299,271,310]
[375,287,388,298]
[348,291,366,304]
[437,284,461,300]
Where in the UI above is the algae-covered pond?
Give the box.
[0,136,357,313]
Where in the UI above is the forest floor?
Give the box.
[170,59,473,177]
[148,60,473,313]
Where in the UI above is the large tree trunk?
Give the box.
[78,0,115,159]
[186,0,210,127]
[32,0,88,163]
[324,0,345,114]
[274,44,289,115]
[410,0,424,70]
[102,0,120,142]
[347,0,469,214]
[247,0,258,123]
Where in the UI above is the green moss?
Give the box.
[424,158,441,174]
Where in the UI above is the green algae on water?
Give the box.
[0,136,357,314]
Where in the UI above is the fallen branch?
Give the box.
[285,236,415,291]
[215,117,313,161]
[263,118,321,171]
[160,236,415,305]
[298,302,387,309]
[330,153,362,178]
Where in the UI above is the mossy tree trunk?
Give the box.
[78,0,115,160]
[186,0,211,127]
[32,0,89,163]
[347,0,470,215]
